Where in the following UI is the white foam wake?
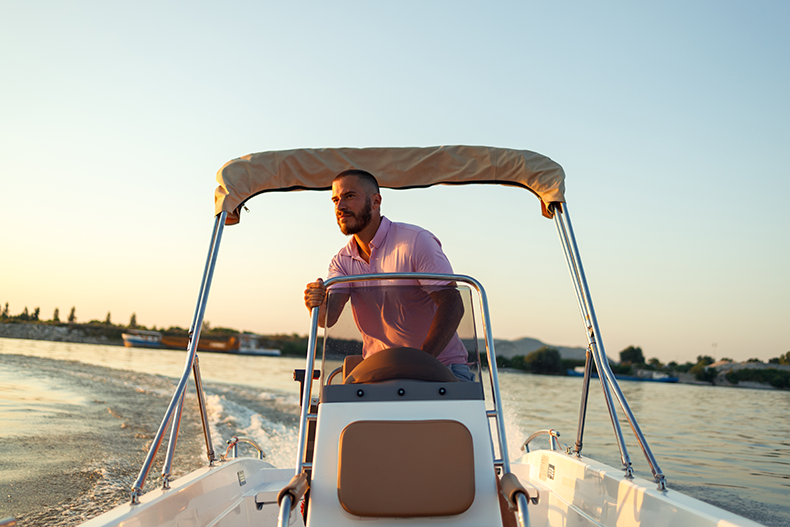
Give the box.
[205,394,299,469]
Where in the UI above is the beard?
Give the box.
[337,197,373,235]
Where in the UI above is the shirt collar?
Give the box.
[369,216,391,250]
[342,216,391,261]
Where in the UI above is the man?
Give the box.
[303,169,473,381]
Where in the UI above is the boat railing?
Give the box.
[522,429,564,453]
[221,436,266,461]
[129,212,227,503]
[553,203,667,491]
[293,272,531,526]
[298,271,517,469]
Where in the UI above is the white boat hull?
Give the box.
[511,450,763,527]
[82,448,764,527]
[80,459,301,527]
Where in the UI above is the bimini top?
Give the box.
[215,145,566,225]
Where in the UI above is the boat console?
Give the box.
[289,274,524,527]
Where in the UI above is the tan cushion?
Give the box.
[344,347,459,384]
[342,355,364,382]
[337,420,475,517]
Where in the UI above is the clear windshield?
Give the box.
[320,280,482,385]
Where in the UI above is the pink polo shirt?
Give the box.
[326,217,469,366]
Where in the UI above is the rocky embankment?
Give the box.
[0,322,123,346]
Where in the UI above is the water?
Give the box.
[1,337,789,526]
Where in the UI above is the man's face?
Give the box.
[332,177,375,235]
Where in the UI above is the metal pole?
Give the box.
[560,204,666,489]
[553,205,633,475]
[573,346,594,456]
[473,277,511,472]
[277,495,292,527]
[294,305,320,474]
[192,355,216,463]
[320,273,512,472]
[130,212,227,503]
[515,493,530,527]
[553,206,595,457]
[161,390,185,488]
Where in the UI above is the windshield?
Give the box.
[320,280,482,386]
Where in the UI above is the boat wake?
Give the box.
[204,393,299,469]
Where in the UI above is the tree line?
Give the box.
[493,343,790,386]
[1,302,137,327]
[0,301,311,356]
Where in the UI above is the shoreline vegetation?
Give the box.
[492,345,790,391]
[0,303,311,356]
[1,304,788,391]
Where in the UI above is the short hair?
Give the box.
[334,169,380,194]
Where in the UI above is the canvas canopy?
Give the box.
[215,145,566,225]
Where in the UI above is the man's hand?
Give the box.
[304,278,327,311]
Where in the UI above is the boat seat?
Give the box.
[337,419,475,517]
[343,347,458,384]
[342,355,364,382]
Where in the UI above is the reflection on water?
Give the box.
[0,363,87,438]
[0,337,304,394]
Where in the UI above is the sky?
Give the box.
[1,1,788,364]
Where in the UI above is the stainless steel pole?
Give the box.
[515,493,530,527]
[277,495,292,527]
[192,355,216,463]
[560,204,666,490]
[294,305,320,475]
[473,276,511,472]
[553,206,595,457]
[130,212,227,503]
[321,273,512,471]
[553,205,633,476]
[161,390,186,489]
[573,346,594,456]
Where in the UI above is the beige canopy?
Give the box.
[215,145,566,225]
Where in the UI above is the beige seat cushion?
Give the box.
[344,347,459,384]
[342,355,364,382]
[337,420,475,517]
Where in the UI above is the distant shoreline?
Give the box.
[0,322,124,346]
[2,322,786,391]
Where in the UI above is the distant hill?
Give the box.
[492,337,592,362]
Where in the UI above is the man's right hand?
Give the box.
[304,278,327,311]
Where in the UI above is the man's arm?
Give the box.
[304,278,349,328]
[421,286,464,357]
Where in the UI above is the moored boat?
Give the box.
[567,367,680,383]
[122,330,256,354]
[160,333,240,353]
[70,146,762,527]
[239,333,281,356]
[120,329,163,348]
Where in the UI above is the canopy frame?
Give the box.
[214,146,567,225]
[129,145,668,503]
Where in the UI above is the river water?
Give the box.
[1,337,788,526]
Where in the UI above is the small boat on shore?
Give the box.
[75,146,762,527]
[120,329,162,349]
[239,333,281,356]
[122,330,280,355]
[567,367,679,383]
[122,330,239,352]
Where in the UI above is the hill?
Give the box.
[492,337,592,361]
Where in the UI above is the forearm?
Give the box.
[422,291,464,357]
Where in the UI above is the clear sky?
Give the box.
[1,1,788,364]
